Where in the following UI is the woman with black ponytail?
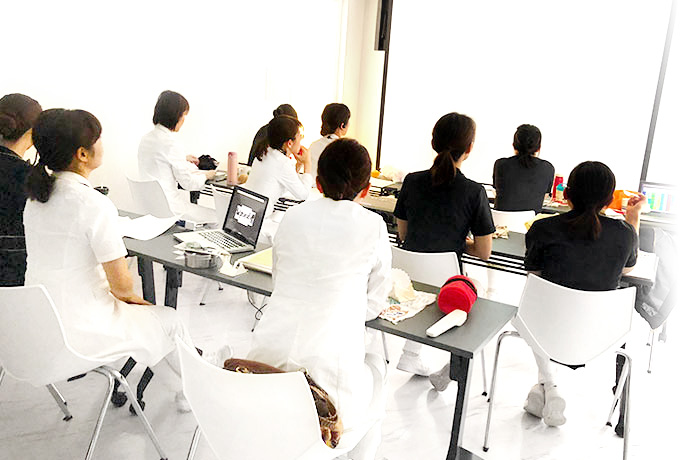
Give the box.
[24,109,197,412]
[493,124,555,213]
[0,93,42,286]
[522,161,642,428]
[392,113,495,380]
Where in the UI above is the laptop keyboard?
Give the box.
[200,231,244,250]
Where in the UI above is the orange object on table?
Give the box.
[609,190,639,211]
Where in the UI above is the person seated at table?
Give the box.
[0,93,42,286]
[393,112,495,382]
[247,103,298,166]
[243,115,312,243]
[308,103,351,177]
[137,90,216,221]
[523,160,641,429]
[248,138,391,460]
[24,108,202,412]
[493,124,555,214]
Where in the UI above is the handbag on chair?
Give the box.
[223,358,343,448]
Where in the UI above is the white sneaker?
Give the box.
[429,363,451,391]
[396,351,431,376]
[542,385,566,426]
[175,391,191,413]
[203,344,233,368]
[523,384,545,418]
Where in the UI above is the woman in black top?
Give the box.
[493,124,555,213]
[393,113,495,382]
[247,104,297,166]
[0,93,42,286]
[522,161,642,429]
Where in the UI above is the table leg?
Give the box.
[136,258,156,304]
[164,267,182,309]
[447,353,473,460]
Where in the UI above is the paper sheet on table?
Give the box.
[625,251,657,282]
[119,215,178,240]
[378,291,437,325]
[370,177,395,188]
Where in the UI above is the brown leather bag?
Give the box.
[223,358,343,448]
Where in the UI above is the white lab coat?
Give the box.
[23,171,186,366]
[308,134,338,177]
[243,147,313,242]
[137,124,208,216]
[247,197,391,435]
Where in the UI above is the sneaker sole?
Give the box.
[543,397,566,426]
[524,393,545,418]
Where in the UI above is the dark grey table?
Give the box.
[366,283,516,460]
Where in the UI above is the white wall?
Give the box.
[379,0,672,190]
[1,0,346,211]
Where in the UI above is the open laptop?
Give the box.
[174,186,268,253]
[639,181,676,215]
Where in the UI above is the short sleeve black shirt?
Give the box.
[493,156,555,213]
[524,212,638,291]
[394,169,495,260]
[0,146,31,286]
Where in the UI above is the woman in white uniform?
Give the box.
[137,90,216,222]
[308,103,350,177]
[248,138,391,459]
[24,108,195,410]
[243,115,313,243]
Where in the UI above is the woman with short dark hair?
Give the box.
[137,90,216,219]
[308,103,351,176]
[522,160,641,428]
[0,93,42,286]
[493,124,555,213]
[248,138,390,459]
[244,115,313,242]
[24,108,197,411]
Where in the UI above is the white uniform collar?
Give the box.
[54,171,92,188]
[154,124,174,135]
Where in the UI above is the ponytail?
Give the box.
[25,109,102,203]
[25,161,55,203]
[564,161,615,240]
[430,113,476,187]
[256,115,302,161]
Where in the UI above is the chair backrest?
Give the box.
[491,209,536,233]
[176,341,325,460]
[0,286,101,386]
[514,275,636,365]
[127,176,176,218]
[391,247,461,287]
[211,185,232,226]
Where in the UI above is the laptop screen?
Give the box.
[639,181,676,214]
[223,186,269,246]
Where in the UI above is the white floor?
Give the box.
[0,263,685,460]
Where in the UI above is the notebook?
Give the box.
[238,247,273,274]
[174,186,268,253]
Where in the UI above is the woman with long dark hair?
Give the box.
[493,124,555,213]
[523,160,642,428]
[24,109,198,411]
[0,93,42,286]
[247,103,298,166]
[393,112,495,380]
[244,114,313,242]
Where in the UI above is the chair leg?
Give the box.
[199,279,214,306]
[86,368,116,460]
[106,368,168,460]
[607,358,630,426]
[46,384,73,421]
[0,367,5,387]
[381,331,390,364]
[187,425,202,460]
[481,349,488,396]
[616,351,632,460]
[483,330,520,452]
[647,328,656,374]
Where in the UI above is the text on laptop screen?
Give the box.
[640,182,675,214]
[223,188,268,245]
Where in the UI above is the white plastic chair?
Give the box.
[211,185,232,225]
[0,286,168,460]
[0,366,73,421]
[490,209,536,233]
[176,340,369,460]
[483,275,636,459]
[390,247,488,394]
[127,176,177,218]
